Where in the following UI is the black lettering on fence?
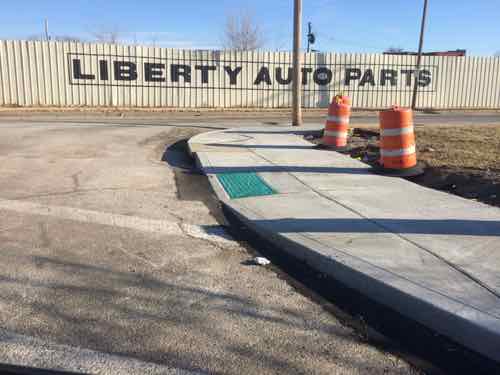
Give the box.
[99,60,109,81]
[224,66,242,85]
[195,65,216,84]
[418,69,431,87]
[301,67,313,85]
[144,63,166,82]
[401,69,414,86]
[313,67,332,85]
[114,61,137,81]
[67,53,435,93]
[380,69,397,86]
[171,64,191,83]
[344,68,361,85]
[359,69,375,86]
[254,67,272,85]
[72,59,95,80]
[275,67,292,85]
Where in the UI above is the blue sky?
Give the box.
[0,0,498,55]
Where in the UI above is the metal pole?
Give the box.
[307,22,311,53]
[292,0,303,126]
[44,19,50,41]
[411,0,428,110]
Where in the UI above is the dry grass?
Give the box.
[334,124,500,207]
[415,125,500,171]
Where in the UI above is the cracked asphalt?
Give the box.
[0,117,419,374]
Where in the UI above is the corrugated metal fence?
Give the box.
[0,40,499,109]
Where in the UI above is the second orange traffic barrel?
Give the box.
[379,106,417,170]
[322,95,351,149]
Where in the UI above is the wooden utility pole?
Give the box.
[292,0,302,126]
[411,0,428,109]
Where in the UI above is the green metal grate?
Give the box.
[216,172,276,199]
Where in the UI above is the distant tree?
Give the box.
[26,34,45,41]
[26,34,82,42]
[222,11,264,50]
[91,26,122,44]
[385,47,405,54]
[53,35,83,42]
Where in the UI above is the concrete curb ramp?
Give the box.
[188,125,500,364]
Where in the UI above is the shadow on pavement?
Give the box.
[0,254,383,375]
[225,129,322,135]
[204,166,374,175]
[0,363,84,375]
[220,204,500,375]
[206,143,316,150]
[251,218,500,237]
[161,138,225,224]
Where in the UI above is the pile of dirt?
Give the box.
[310,126,500,208]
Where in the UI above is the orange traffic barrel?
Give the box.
[321,95,351,150]
[336,95,352,106]
[378,106,423,176]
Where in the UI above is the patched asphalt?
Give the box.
[0,117,420,374]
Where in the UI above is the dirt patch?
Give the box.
[311,125,500,208]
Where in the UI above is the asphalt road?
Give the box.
[0,118,419,374]
[0,109,499,128]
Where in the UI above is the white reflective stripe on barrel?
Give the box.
[326,115,350,125]
[380,145,416,157]
[324,130,348,138]
[381,125,414,136]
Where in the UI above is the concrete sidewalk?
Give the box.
[189,125,500,364]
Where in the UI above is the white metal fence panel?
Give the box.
[0,40,499,109]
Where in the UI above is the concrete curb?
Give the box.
[188,125,500,365]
